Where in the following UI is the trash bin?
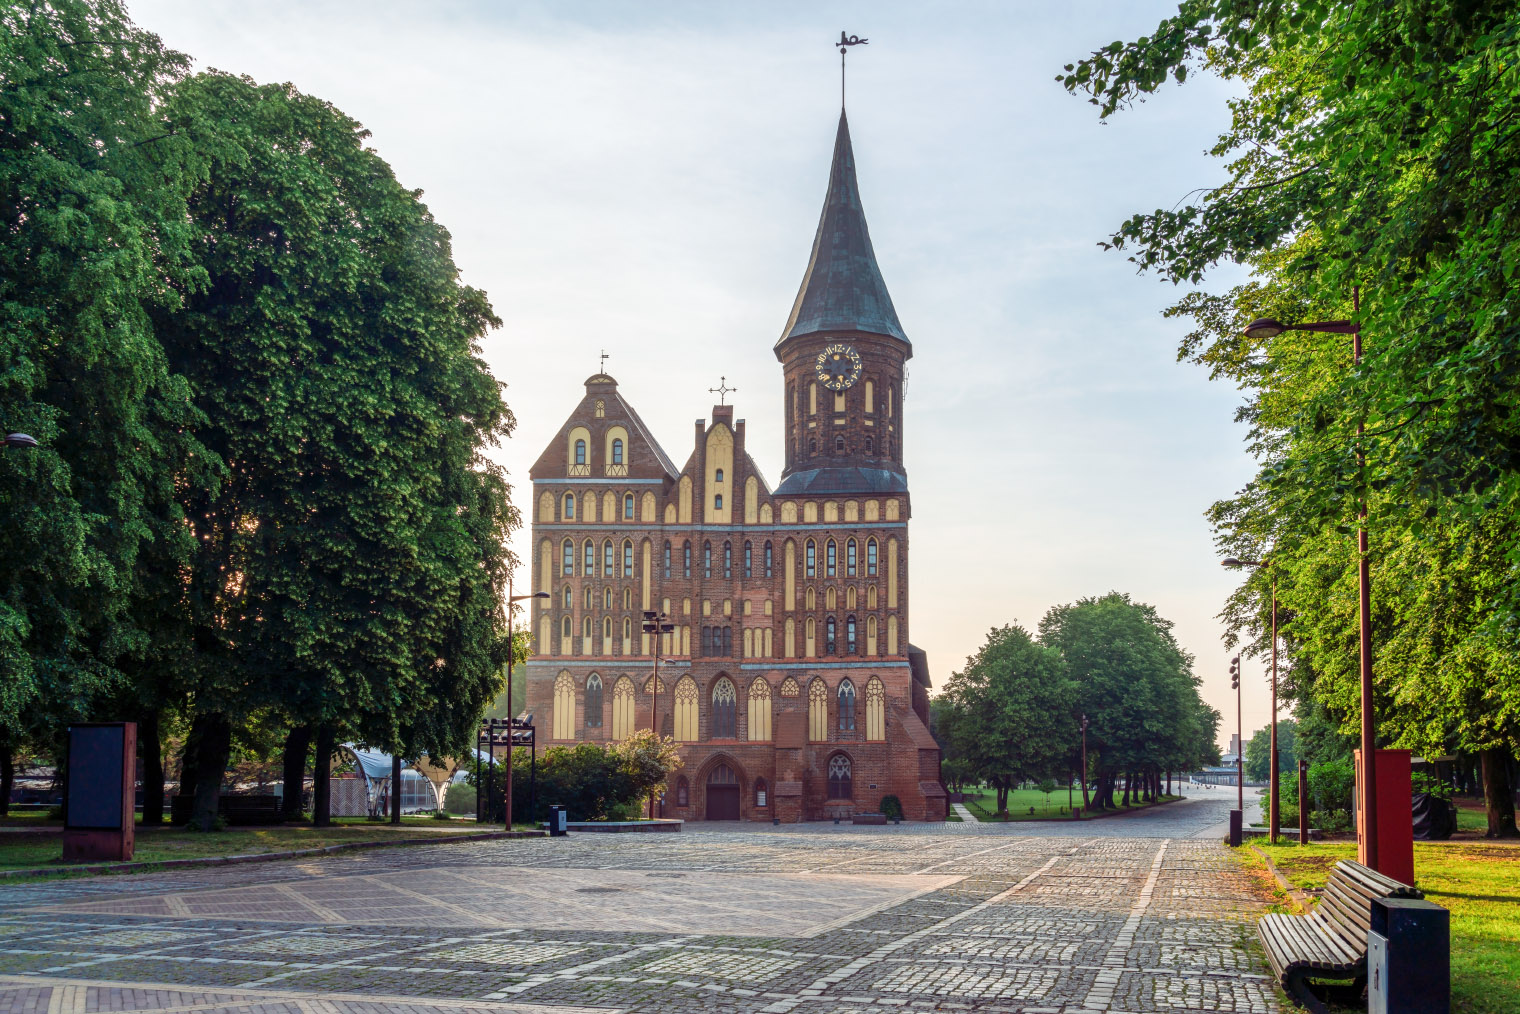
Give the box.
[548,804,568,837]
[1368,896,1449,1014]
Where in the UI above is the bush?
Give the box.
[468,733,681,824]
[1308,759,1354,813]
[879,794,903,820]
[1311,808,1353,833]
[444,780,476,815]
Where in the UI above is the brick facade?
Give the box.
[523,110,943,822]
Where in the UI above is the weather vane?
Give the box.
[709,376,737,406]
[838,31,868,108]
[599,349,609,374]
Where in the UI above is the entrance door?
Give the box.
[706,763,740,820]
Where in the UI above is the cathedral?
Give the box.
[524,110,943,822]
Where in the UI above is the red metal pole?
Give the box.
[1269,572,1279,843]
[1237,672,1244,813]
[647,639,661,819]
[504,593,514,832]
[1354,284,1379,871]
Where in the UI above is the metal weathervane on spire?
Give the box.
[838,31,868,108]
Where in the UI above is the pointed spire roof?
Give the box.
[779,111,908,346]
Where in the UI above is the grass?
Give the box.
[1244,840,1520,1014]
[0,820,503,873]
[959,786,1179,821]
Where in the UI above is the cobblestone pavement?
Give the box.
[1,794,1279,1014]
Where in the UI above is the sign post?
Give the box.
[63,722,136,862]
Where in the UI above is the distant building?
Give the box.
[523,111,943,822]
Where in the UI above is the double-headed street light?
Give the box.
[641,609,675,819]
[1241,290,1379,869]
[1223,557,1282,844]
[503,584,550,830]
[4,433,38,450]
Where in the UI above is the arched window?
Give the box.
[624,493,634,519]
[611,438,624,464]
[865,436,874,455]
[867,539,878,576]
[755,777,768,808]
[723,541,732,579]
[714,493,723,511]
[623,540,633,577]
[806,540,816,578]
[623,587,632,609]
[824,616,838,654]
[584,539,595,575]
[711,678,737,738]
[808,679,828,741]
[826,540,837,577]
[674,676,699,742]
[623,616,633,643]
[715,468,724,483]
[835,435,845,454]
[584,674,603,728]
[574,439,587,465]
[562,585,572,609]
[562,539,574,575]
[676,776,690,807]
[865,677,886,741]
[552,672,575,739]
[582,615,593,639]
[663,540,672,579]
[846,615,857,654]
[603,540,614,577]
[703,541,713,578]
[838,679,856,731]
[603,615,612,641]
[748,677,772,741]
[564,493,575,519]
[561,615,572,638]
[743,541,753,578]
[764,541,773,577]
[827,754,853,798]
[612,677,636,740]
[683,541,692,578]
[847,539,857,577]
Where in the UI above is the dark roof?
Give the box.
[779,111,908,345]
[772,466,909,496]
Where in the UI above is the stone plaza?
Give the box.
[0,794,1279,1014]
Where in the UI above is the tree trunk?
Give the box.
[1081,766,1091,811]
[0,744,13,818]
[186,711,233,832]
[1121,772,1131,807]
[995,782,1009,815]
[140,710,164,826]
[281,725,311,820]
[1480,747,1519,839]
[312,725,334,827]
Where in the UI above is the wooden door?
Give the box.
[706,763,740,820]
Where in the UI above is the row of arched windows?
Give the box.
[550,672,887,743]
[560,537,638,578]
[669,752,853,808]
[541,488,652,523]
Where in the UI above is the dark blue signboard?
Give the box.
[66,724,126,830]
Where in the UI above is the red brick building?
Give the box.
[525,112,943,822]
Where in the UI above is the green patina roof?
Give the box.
[779,111,908,346]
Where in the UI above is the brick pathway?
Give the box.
[0,795,1279,1014]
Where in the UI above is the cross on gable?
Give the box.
[709,376,737,405]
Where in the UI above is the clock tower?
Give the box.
[775,110,910,496]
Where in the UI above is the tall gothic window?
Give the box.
[562,585,572,609]
[764,542,773,578]
[826,540,837,577]
[663,541,671,578]
[584,674,603,728]
[683,541,692,578]
[584,539,594,575]
[743,541,753,578]
[847,539,857,577]
[806,540,816,578]
[562,539,574,575]
[623,493,634,519]
[846,615,857,654]
[867,539,878,576]
[704,541,713,578]
[723,542,732,579]
[711,678,736,738]
[564,493,575,519]
[611,438,624,464]
[828,754,853,798]
[603,540,614,577]
[623,541,633,577]
[574,440,586,465]
[825,616,837,655]
[837,679,856,731]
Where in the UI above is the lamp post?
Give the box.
[1224,557,1278,843]
[503,582,549,831]
[4,433,38,450]
[1230,656,1243,814]
[641,609,675,819]
[1079,713,1090,812]
[1243,289,1377,869]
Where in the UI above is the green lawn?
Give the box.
[0,820,502,873]
[959,786,1176,821]
[1245,841,1520,1014]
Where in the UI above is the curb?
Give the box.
[1249,844,1313,912]
[0,828,546,881]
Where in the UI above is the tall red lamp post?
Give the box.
[1224,557,1279,843]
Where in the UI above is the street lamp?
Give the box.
[641,609,675,819]
[4,433,38,449]
[503,583,550,830]
[1241,288,1378,869]
[1224,557,1280,843]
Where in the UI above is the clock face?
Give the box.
[815,343,862,391]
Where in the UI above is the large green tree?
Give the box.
[1061,0,1520,836]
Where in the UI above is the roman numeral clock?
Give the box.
[815,343,862,391]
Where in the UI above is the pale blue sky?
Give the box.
[132,0,1271,749]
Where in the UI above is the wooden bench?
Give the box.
[1258,859,1422,1013]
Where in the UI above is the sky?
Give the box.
[129,0,1276,752]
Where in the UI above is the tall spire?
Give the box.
[778,111,908,346]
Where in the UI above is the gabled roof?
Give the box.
[779,111,908,345]
[527,375,680,482]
